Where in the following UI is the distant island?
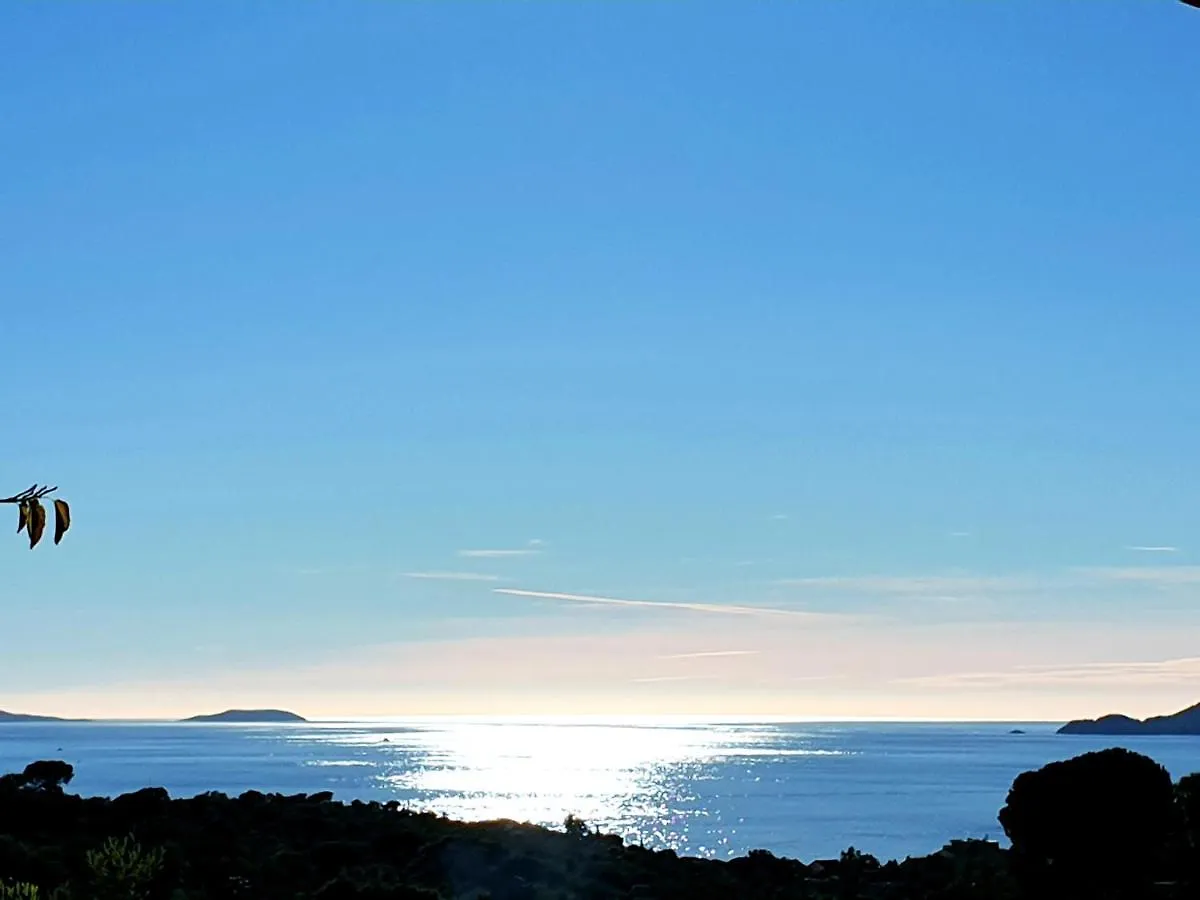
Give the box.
[0,711,80,723]
[1058,701,1200,735]
[180,709,307,724]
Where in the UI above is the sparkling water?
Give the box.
[3,719,1199,862]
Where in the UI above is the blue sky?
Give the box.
[2,1,1200,719]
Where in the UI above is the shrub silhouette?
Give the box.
[18,763,73,795]
[562,814,591,839]
[998,747,1176,898]
[1178,772,1200,830]
[1177,772,1200,887]
[0,762,75,798]
[83,836,165,900]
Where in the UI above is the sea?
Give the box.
[2,719,1199,864]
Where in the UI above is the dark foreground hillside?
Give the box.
[1,748,1198,900]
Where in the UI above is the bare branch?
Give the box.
[0,484,58,505]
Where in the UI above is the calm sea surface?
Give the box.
[2,719,1199,862]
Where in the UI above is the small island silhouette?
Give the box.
[0,711,80,723]
[180,709,307,724]
[1058,700,1200,735]
[0,709,307,724]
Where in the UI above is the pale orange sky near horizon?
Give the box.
[8,609,1200,722]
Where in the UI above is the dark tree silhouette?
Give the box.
[999,747,1177,899]
[1178,772,1200,828]
[1176,772,1200,888]
[20,760,75,793]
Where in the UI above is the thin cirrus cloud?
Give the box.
[494,588,847,620]
[776,567,1200,596]
[773,574,1031,595]
[1082,566,1200,585]
[403,572,506,583]
[897,656,1200,689]
[658,650,761,659]
[1123,545,1180,553]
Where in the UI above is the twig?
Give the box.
[0,484,58,505]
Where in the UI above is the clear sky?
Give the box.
[2,1,1199,721]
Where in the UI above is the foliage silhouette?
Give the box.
[998,747,1177,899]
[1176,772,1200,890]
[83,836,164,900]
[0,763,74,798]
[17,764,73,795]
[562,814,591,839]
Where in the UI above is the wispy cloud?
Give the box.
[631,675,722,684]
[659,650,760,659]
[404,572,505,583]
[774,565,1200,600]
[774,574,1028,595]
[1124,546,1180,553]
[459,549,542,559]
[493,589,847,620]
[897,656,1200,689]
[1082,566,1200,585]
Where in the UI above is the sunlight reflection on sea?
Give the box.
[294,721,834,854]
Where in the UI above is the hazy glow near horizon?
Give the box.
[2,1,1200,722]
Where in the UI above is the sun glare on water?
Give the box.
[294,719,838,853]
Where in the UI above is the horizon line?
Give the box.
[0,713,1071,725]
